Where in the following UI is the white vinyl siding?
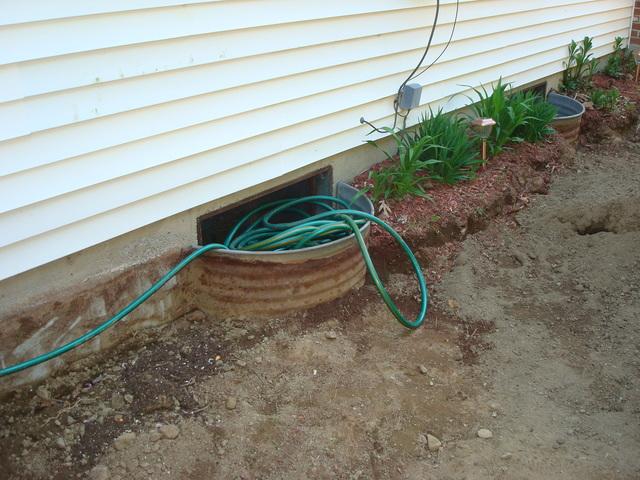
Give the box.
[0,0,633,280]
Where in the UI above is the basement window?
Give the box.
[197,167,333,245]
[520,81,548,98]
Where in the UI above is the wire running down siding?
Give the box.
[0,0,634,280]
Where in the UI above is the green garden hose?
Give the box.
[0,195,428,378]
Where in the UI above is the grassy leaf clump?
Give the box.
[605,36,636,79]
[561,36,598,92]
[468,79,556,155]
[414,109,481,185]
[366,128,438,201]
[513,92,557,143]
[591,88,620,111]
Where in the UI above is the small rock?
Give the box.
[477,428,493,439]
[114,414,125,423]
[237,360,247,368]
[575,284,584,292]
[111,393,125,410]
[513,252,527,266]
[113,432,136,451]
[325,331,338,340]
[226,397,237,410]
[159,424,180,440]
[125,458,139,472]
[418,365,428,375]
[426,434,442,452]
[55,437,66,450]
[255,357,263,364]
[186,310,206,322]
[124,394,134,404]
[36,385,51,401]
[501,452,512,460]
[89,465,110,480]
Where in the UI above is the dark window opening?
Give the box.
[520,81,548,98]
[197,167,333,245]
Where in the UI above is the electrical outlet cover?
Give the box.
[398,83,422,110]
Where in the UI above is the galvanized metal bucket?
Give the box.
[192,182,374,318]
[548,92,585,144]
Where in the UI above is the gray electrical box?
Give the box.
[398,83,422,110]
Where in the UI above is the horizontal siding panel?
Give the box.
[0,0,451,64]
[0,13,630,214]
[0,3,629,175]
[0,1,630,143]
[0,0,613,104]
[0,0,227,27]
[0,0,634,279]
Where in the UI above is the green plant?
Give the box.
[467,79,532,156]
[591,87,620,111]
[413,109,482,185]
[561,36,598,92]
[624,46,637,74]
[605,36,636,78]
[513,92,557,143]
[366,128,439,201]
[604,37,625,79]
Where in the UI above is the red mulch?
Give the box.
[351,136,573,284]
[351,75,639,284]
[580,74,640,145]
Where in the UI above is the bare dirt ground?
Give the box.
[1,136,639,479]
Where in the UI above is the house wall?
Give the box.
[0,0,634,284]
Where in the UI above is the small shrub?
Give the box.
[467,79,532,156]
[413,109,481,185]
[366,129,438,201]
[561,36,598,92]
[604,37,625,79]
[591,88,620,111]
[624,47,637,74]
[513,92,557,143]
[605,36,636,79]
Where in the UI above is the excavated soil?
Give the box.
[1,133,640,478]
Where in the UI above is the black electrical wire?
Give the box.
[410,0,460,82]
[391,0,441,130]
[360,0,460,134]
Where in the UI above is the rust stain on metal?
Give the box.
[552,116,582,144]
[191,228,370,318]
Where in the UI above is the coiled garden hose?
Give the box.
[0,195,428,377]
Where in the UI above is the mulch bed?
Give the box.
[350,75,639,284]
[353,136,572,271]
[580,74,640,145]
